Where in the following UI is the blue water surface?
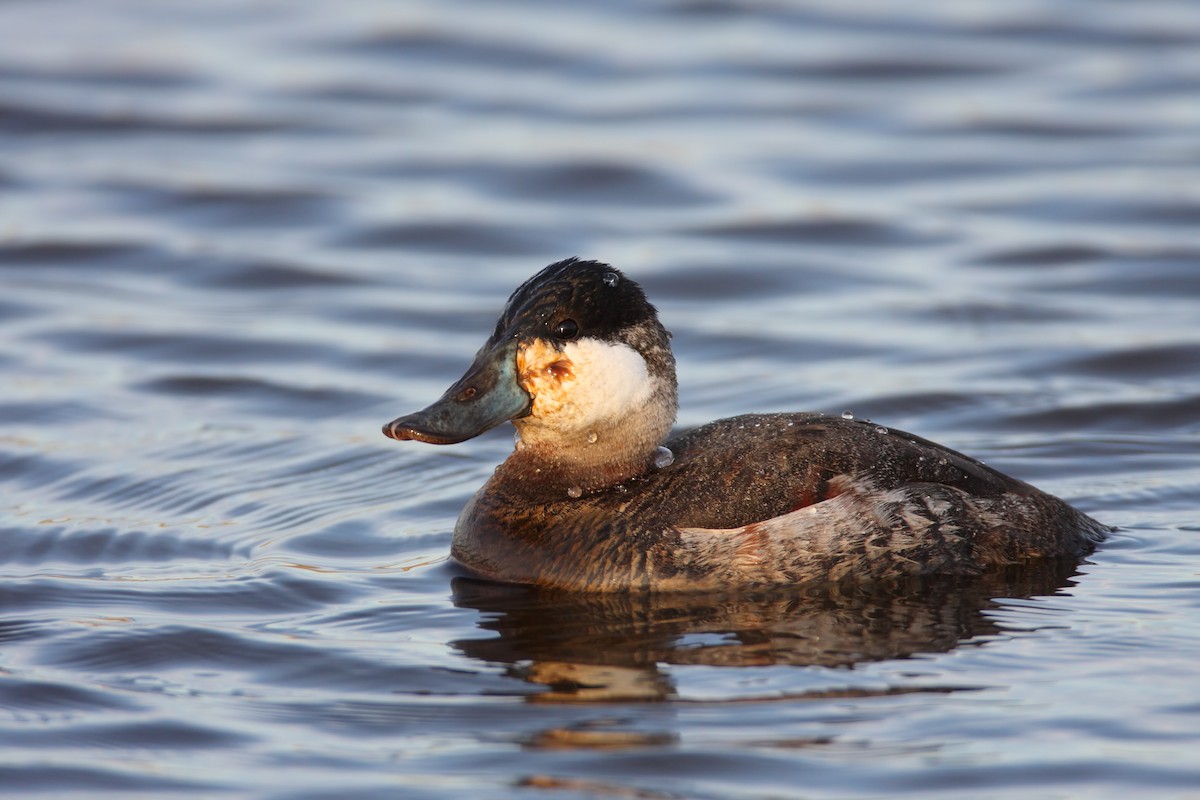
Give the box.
[2,1,1199,797]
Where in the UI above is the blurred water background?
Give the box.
[2,1,1199,797]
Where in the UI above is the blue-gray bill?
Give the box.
[383,339,531,445]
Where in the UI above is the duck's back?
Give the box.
[452,413,1108,591]
[649,414,1032,528]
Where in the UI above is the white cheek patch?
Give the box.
[556,338,653,430]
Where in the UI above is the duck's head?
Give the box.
[383,258,677,487]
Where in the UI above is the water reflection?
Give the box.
[451,560,1083,703]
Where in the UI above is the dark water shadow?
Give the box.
[450,559,1084,703]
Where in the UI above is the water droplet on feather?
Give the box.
[654,446,674,469]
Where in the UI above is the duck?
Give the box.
[383,258,1108,592]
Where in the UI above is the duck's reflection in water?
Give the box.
[451,558,1084,705]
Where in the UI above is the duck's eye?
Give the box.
[552,319,579,341]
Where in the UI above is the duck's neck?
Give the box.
[506,383,677,496]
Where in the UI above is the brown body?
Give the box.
[452,413,1109,592]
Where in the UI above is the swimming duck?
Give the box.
[383,258,1107,592]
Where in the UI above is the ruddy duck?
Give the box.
[384,258,1107,591]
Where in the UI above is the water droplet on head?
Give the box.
[654,446,674,469]
[566,486,582,498]
[875,425,889,435]
[602,272,619,288]
[586,431,598,444]
[842,410,854,420]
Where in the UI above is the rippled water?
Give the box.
[3,1,1200,797]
